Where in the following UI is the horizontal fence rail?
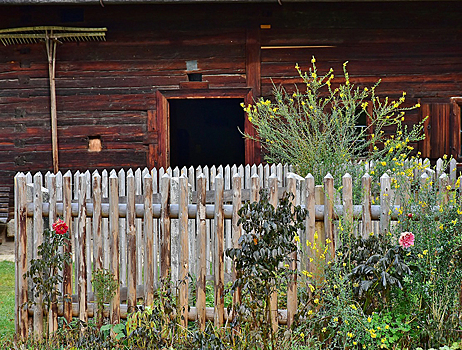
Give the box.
[14,159,459,338]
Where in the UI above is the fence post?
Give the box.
[92,171,103,272]
[286,174,297,328]
[380,173,391,236]
[62,171,73,324]
[179,175,189,328]
[342,173,353,237]
[160,174,171,280]
[47,174,58,335]
[127,172,137,314]
[118,169,127,287]
[15,173,28,340]
[143,173,154,306]
[361,173,372,238]
[33,172,44,338]
[214,173,225,327]
[77,174,87,325]
[304,174,316,274]
[196,174,207,332]
[323,173,335,257]
[268,174,278,333]
[109,171,120,324]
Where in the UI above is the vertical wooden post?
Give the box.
[47,174,58,335]
[268,174,278,333]
[160,174,171,281]
[231,173,242,326]
[109,171,120,324]
[15,173,28,340]
[118,169,127,287]
[196,174,207,332]
[102,170,109,270]
[286,175,297,328]
[305,174,316,274]
[323,173,335,257]
[178,175,189,328]
[92,171,103,271]
[439,173,450,205]
[62,171,73,324]
[77,174,87,324]
[380,173,391,236]
[144,173,154,306]
[127,172,137,314]
[214,174,225,327]
[361,173,372,238]
[46,38,59,174]
[245,26,261,164]
[33,172,44,338]
[135,168,143,285]
[342,173,353,238]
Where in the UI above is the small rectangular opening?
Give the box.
[88,136,102,152]
[188,73,202,82]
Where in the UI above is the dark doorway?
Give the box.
[169,98,245,168]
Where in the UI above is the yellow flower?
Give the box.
[300,332,304,339]
[350,304,357,310]
[333,317,338,322]
[385,324,389,330]
[370,333,377,339]
[308,310,313,315]
[367,317,372,323]
[311,57,316,64]
[326,238,332,244]
[314,298,319,304]
[294,235,300,243]
[322,327,327,332]
[347,332,354,338]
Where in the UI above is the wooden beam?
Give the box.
[245,27,261,164]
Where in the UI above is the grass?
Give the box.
[0,261,15,339]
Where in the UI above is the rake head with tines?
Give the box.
[0,26,107,46]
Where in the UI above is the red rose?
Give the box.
[408,213,413,219]
[52,219,68,235]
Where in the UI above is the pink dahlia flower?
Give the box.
[399,231,415,249]
[52,219,68,235]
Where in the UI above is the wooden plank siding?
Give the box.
[1,2,462,219]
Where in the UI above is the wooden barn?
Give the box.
[0,0,462,223]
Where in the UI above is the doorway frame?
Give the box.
[149,88,259,169]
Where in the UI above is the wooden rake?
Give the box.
[0,26,107,173]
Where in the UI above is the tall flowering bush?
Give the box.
[242,58,426,186]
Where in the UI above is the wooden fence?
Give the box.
[14,159,459,339]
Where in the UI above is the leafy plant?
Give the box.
[126,277,183,349]
[226,189,306,350]
[340,234,412,313]
[92,268,118,328]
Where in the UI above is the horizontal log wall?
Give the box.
[1,2,462,217]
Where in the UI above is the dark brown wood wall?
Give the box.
[0,2,461,217]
